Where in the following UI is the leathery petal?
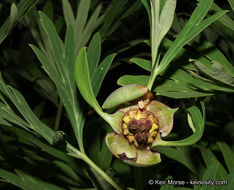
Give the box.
[146,101,178,137]
[106,133,161,167]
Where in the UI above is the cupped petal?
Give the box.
[102,84,148,109]
[146,101,178,137]
[106,133,161,167]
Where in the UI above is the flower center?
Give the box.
[122,110,159,147]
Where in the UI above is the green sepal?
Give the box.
[102,112,124,134]
[146,100,178,137]
[152,102,205,147]
[106,133,161,167]
[102,84,148,109]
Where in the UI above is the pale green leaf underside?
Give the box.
[150,0,176,66]
[193,60,234,88]
[75,47,123,132]
[75,47,103,113]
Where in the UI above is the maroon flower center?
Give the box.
[122,110,159,147]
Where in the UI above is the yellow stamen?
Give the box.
[123,129,129,135]
[149,123,158,134]
[133,140,139,147]
[148,115,156,122]
[127,135,139,147]
[150,131,157,138]
[127,135,135,142]
[135,110,143,120]
[123,116,130,123]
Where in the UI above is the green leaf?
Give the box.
[228,0,234,11]
[209,2,234,40]
[92,53,116,97]
[192,60,234,88]
[141,0,151,27]
[160,185,174,190]
[9,3,18,24]
[222,168,234,190]
[158,9,227,74]
[201,161,228,190]
[0,102,30,131]
[75,47,124,134]
[62,0,75,26]
[99,0,129,37]
[0,0,38,44]
[150,0,176,66]
[148,0,227,90]
[42,0,54,20]
[0,124,82,166]
[217,142,234,172]
[34,12,86,151]
[0,169,65,190]
[0,74,54,143]
[200,146,228,181]
[130,58,151,71]
[64,25,75,82]
[191,41,234,77]
[29,45,60,84]
[86,33,115,97]
[77,4,103,53]
[74,0,91,43]
[87,33,101,81]
[62,0,104,56]
[53,160,82,183]
[75,47,102,113]
[117,72,215,99]
[200,146,218,167]
[117,75,149,87]
[39,11,65,78]
[156,147,203,174]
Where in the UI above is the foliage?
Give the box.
[0,0,233,190]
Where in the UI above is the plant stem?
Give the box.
[147,72,157,91]
[133,167,143,190]
[67,144,122,190]
[147,63,161,91]
[54,100,63,131]
[81,154,123,190]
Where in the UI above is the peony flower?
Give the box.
[101,84,178,167]
[75,48,204,167]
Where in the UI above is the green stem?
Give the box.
[147,58,161,91]
[134,167,143,190]
[54,100,63,131]
[147,71,158,91]
[67,144,122,190]
[82,154,123,190]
